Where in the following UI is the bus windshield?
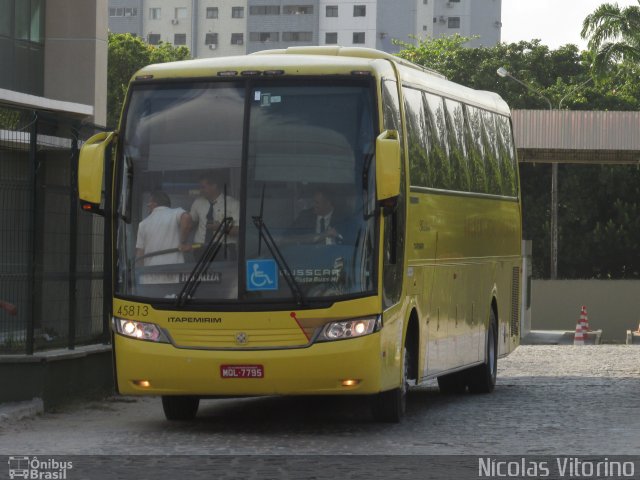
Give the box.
[116,79,377,305]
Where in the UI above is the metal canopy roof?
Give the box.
[512,110,640,164]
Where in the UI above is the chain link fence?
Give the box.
[0,104,106,354]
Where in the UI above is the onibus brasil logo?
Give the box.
[8,456,73,479]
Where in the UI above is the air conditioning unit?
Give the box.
[171,18,179,25]
[208,43,217,50]
[438,15,446,23]
[446,1,454,7]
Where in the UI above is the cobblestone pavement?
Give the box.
[1,346,639,456]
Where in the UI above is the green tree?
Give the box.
[108,33,190,128]
[581,1,640,77]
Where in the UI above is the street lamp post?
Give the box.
[497,67,558,279]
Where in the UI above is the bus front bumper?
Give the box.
[114,333,384,396]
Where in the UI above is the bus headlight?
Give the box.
[318,316,382,342]
[113,317,169,343]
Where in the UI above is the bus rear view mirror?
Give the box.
[375,129,401,203]
[78,131,116,215]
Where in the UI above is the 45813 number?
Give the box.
[116,305,149,317]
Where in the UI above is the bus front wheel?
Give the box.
[162,395,200,421]
[371,346,409,423]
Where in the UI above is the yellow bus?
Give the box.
[79,47,521,422]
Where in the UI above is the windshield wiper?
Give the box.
[251,215,306,306]
[252,186,305,305]
[175,217,233,307]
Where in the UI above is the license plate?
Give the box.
[220,365,264,378]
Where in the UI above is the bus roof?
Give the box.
[133,46,510,116]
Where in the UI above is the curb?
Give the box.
[0,398,44,424]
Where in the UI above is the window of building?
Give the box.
[111,7,137,17]
[283,5,313,15]
[250,6,280,15]
[250,32,280,42]
[149,8,161,20]
[448,16,460,28]
[326,5,338,17]
[325,32,337,44]
[206,7,218,18]
[282,31,312,42]
[353,5,366,16]
[175,7,187,19]
[232,7,244,18]
[205,33,218,45]
[231,33,244,44]
[174,33,186,45]
[353,32,365,43]
[147,33,161,45]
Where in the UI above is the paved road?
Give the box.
[1,345,639,456]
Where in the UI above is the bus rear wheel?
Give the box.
[162,395,200,421]
[468,309,498,394]
[372,347,409,423]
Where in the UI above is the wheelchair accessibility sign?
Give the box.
[246,259,278,291]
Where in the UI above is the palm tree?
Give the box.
[581,1,640,76]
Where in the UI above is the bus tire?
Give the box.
[437,371,468,394]
[468,309,497,394]
[372,346,409,423]
[162,395,200,421]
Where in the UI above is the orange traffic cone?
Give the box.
[579,306,590,332]
[574,320,585,346]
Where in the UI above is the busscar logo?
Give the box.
[8,457,73,479]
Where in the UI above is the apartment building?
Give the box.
[108,0,501,57]
[247,0,319,53]
[109,0,144,36]
[129,0,248,58]
[432,0,501,48]
[318,1,376,49]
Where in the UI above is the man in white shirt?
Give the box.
[189,172,240,252]
[135,190,192,284]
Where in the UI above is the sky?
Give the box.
[501,0,639,50]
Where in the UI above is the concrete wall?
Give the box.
[468,0,501,47]
[0,346,114,410]
[531,280,640,343]
[44,0,108,126]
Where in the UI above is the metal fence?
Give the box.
[0,104,106,354]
